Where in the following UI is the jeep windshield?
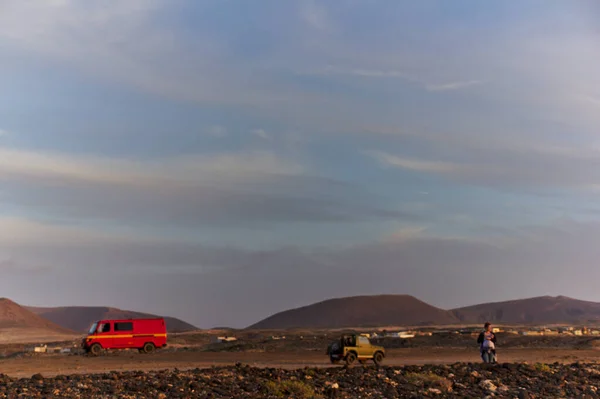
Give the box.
[88,322,98,334]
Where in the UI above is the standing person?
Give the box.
[477,322,497,363]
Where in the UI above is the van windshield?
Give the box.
[88,322,98,334]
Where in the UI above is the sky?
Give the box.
[1,0,600,328]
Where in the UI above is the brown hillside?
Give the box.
[0,298,77,344]
[0,298,73,332]
[248,295,459,329]
[452,295,600,324]
[26,306,197,333]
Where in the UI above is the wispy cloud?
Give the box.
[368,151,462,174]
[0,147,302,188]
[316,65,414,80]
[0,0,329,108]
[426,80,482,91]
[307,66,482,93]
[0,216,140,246]
[251,128,270,139]
[0,146,407,230]
[382,226,429,243]
[0,129,9,136]
[367,144,600,190]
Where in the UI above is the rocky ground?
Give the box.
[3,332,599,358]
[2,362,600,398]
[197,333,600,353]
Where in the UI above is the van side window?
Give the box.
[115,322,133,332]
[101,323,111,333]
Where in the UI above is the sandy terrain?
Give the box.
[2,329,600,387]
[2,347,600,379]
[0,328,79,344]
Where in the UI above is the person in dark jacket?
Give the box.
[477,322,497,363]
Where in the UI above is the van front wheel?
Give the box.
[89,343,102,356]
[142,342,156,354]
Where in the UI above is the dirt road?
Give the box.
[2,348,600,378]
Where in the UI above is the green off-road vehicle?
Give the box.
[326,334,385,366]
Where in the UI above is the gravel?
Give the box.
[2,362,600,398]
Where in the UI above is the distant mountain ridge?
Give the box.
[452,295,600,325]
[248,294,600,329]
[248,295,459,329]
[26,306,197,333]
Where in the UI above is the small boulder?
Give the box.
[479,379,497,393]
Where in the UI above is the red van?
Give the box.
[82,318,167,356]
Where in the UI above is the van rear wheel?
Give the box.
[142,342,156,354]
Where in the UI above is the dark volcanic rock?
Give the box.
[1,363,600,398]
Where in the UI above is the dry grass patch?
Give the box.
[533,363,552,373]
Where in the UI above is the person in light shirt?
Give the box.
[477,322,497,363]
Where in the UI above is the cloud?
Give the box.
[251,129,269,139]
[381,225,429,243]
[2,181,408,229]
[306,66,482,93]
[0,0,323,107]
[426,80,482,91]
[2,0,596,139]
[0,216,116,246]
[365,127,600,190]
[0,147,407,229]
[369,151,461,174]
[5,216,600,327]
[314,65,414,80]
[0,147,302,187]
[2,0,600,328]
[0,129,9,137]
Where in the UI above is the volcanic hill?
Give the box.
[452,295,600,324]
[249,294,600,329]
[248,294,459,329]
[0,298,77,343]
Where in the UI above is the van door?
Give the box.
[113,321,134,348]
[96,321,114,348]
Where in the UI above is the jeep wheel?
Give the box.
[330,356,340,364]
[373,351,384,365]
[345,352,357,366]
[89,343,102,357]
[143,342,156,354]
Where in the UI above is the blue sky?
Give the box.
[1,0,600,328]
